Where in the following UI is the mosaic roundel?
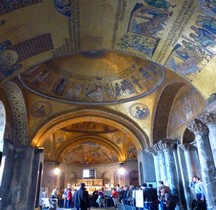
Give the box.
[30,101,52,118]
[129,103,150,120]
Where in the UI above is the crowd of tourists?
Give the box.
[47,175,206,210]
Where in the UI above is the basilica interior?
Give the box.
[0,0,216,210]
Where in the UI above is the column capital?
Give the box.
[153,139,177,153]
[187,119,208,135]
[145,147,157,156]
[199,111,216,125]
[178,143,196,151]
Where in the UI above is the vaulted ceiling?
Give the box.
[0,0,215,164]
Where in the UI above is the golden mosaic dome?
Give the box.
[19,50,164,104]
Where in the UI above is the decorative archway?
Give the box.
[32,108,149,151]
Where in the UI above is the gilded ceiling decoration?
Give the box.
[1,0,216,165]
[42,122,138,165]
[19,51,164,104]
[0,0,215,98]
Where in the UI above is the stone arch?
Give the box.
[2,81,28,146]
[152,82,186,144]
[182,128,195,144]
[32,108,149,150]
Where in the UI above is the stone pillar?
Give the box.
[145,147,161,185]
[153,155,161,185]
[4,146,44,210]
[153,141,167,184]
[187,119,216,210]
[200,111,216,167]
[178,144,201,210]
[162,142,178,194]
[138,150,156,184]
[179,144,200,182]
[154,140,181,209]
[0,141,14,209]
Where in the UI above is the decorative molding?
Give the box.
[2,81,28,146]
[153,139,177,153]
[199,111,216,125]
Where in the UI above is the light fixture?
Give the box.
[119,167,125,175]
[53,167,61,175]
[119,162,125,175]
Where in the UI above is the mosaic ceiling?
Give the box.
[19,51,164,104]
[0,0,215,164]
[43,122,137,165]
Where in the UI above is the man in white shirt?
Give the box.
[192,176,204,201]
[192,176,206,210]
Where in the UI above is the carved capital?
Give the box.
[145,147,157,156]
[178,143,196,151]
[153,139,177,153]
[199,111,216,125]
[187,119,208,135]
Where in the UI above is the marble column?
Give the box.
[153,141,167,184]
[178,143,201,210]
[145,147,161,185]
[153,155,161,185]
[138,149,156,183]
[159,140,179,195]
[187,119,216,210]
[179,144,200,182]
[200,111,216,167]
[3,146,44,210]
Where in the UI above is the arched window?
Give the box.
[0,101,6,187]
[0,101,6,149]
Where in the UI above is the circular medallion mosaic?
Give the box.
[130,103,150,120]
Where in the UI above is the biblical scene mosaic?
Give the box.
[19,52,164,104]
[43,122,137,164]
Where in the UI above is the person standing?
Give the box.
[63,187,69,208]
[111,188,119,208]
[74,183,90,210]
[66,188,72,209]
[191,176,206,210]
[96,188,105,207]
[159,187,176,210]
[50,187,59,198]
[148,184,158,210]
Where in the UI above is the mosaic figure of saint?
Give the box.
[196,15,216,35]
[143,0,176,11]
[190,25,216,48]
[54,77,67,95]
[135,106,148,119]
